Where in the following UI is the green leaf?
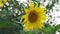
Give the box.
[42,24,60,34]
[0,21,21,34]
[0,21,18,28]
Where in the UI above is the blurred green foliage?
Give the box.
[42,25,60,34]
[0,0,23,34]
[46,0,59,10]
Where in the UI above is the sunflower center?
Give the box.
[28,11,38,22]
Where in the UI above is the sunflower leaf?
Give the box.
[41,24,60,34]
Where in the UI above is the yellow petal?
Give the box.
[0,3,4,8]
[29,2,34,8]
[24,7,29,13]
[35,2,38,8]
[4,0,7,4]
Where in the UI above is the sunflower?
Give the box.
[21,2,47,31]
[0,0,7,8]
